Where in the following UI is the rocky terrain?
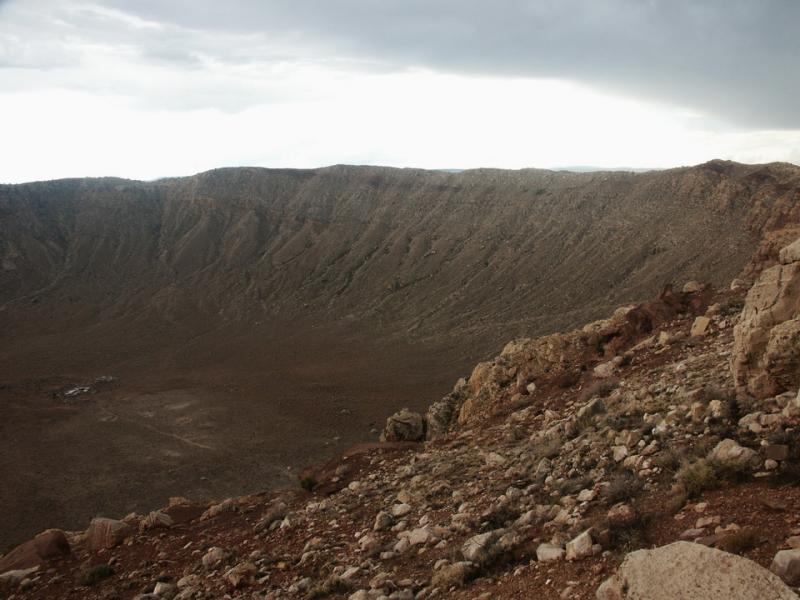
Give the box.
[2,159,800,553]
[4,230,800,599]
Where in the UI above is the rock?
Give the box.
[86,517,132,551]
[772,549,800,585]
[201,547,227,570]
[462,529,508,566]
[578,398,606,419]
[732,242,800,398]
[382,408,425,442]
[391,503,412,518]
[224,561,257,588]
[254,501,287,532]
[593,361,616,379]
[707,439,759,469]
[779,238,800,264]
[611,446,628,462]
[607,503,637,528]
[691,316,711,337]
[683,281,706,293]
[153,582,177,597]
[597,541,797,599]
[431,561,474,589]
[162,500,206,525]
[408,527,432,546]
[536,543,565,562]
[0,529,70,572]
[140,510,174,532]
[374,511,393,531]
[565,529,593,560]
[0,566,39,589]
[787,536,800,549]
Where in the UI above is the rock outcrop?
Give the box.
[380,408,425,442]
[0,530,70,573]
[733,236,800,398]
[597,541,798,600]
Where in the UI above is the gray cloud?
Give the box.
[97,0,799,129]
[2,1,798,128]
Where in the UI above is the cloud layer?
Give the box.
[0,0,797,181]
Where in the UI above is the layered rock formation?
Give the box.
[733,236,800,398]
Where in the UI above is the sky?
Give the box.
[0,0,798,182]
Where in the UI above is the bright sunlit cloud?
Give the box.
[1,0,798,182]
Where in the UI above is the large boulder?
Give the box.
[0,529,70,572]
[732,237,800,399]
[596,541,797,600]
[381,408,425,442]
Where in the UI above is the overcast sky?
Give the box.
[1,0,798,182]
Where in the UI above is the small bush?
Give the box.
[716,528,758,555]
[79,564,114,587]
[610,512,651,552]
[299,476,318,492]
[603,472,644,504]
[677,458,717,498]
[709,458,751,483]
[652,447,683,473]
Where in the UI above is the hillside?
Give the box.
[1,160,800,549]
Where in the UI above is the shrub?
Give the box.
[651,447,683,473]
[677,458,717,498]
[299,476,318,492]
[709,458,751,483]
[716,528,758,555]
[610,512,651,552]
[79,564,114,587]
[603,472,644,505]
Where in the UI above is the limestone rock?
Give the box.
[536,543,564,562]
[707,439,759,469]
[691,316,711,337]
[565,529,593,560]
[382,408,425,442]
[86,517,132,551]
[732,240,800,398]
[201,547,227,570]
[772,549,800,586]
[0,529,70,572]
[597,541,797,599]
[461,529,514,566]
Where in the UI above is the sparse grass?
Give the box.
[78,564,114,587]
[603,472,644,504]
